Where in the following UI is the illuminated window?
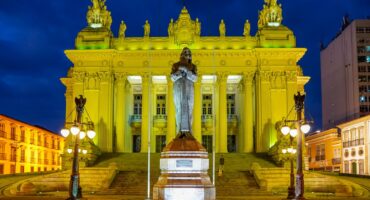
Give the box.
[360,96,367,102]
[315,144,325,161]
[227,94,236,115]
[202,95,212,115]
[20,130,25,142]
[133,94,142,115]
[156,95,166,115]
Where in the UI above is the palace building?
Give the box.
[0,114,64,174]
[61,0,309,153]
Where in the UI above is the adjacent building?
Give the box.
[0,114,64,174]
[306,128,342,172]
[338,115,369,175]
[61,0,310,153]
[321,19,370,130]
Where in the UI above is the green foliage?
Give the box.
[268,133,297,167]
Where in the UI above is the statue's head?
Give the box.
[180,47,192,63]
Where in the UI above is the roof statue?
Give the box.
[258,0,283,28]
[168,18,174,37]
[168,7,202,46]
[118,21,126,39]
[243,19,250,36]
[87,0,112,29]
[144,20,150,37]
[219,19,226,37]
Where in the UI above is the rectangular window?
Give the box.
[202,95,213,115]
[10,165,15,174]
[20,166,24,173]
[10,127,16,140]
[155,135,166,153]
[227,94,236,115]
[20,130,25,142]
[359,160,364,175]
[30,166,34,173]
[202,135,213,153]
[0,124,5,138]
[10,147,16,162]
[359,75,367,82]
[133,94,142,115]
[0,164,3,174]
[359,85,367,92]
[20,149,25,162]
[315,144,325,161]
[358,65,366,72]
[156,95,166,115]
[344,162,349,173]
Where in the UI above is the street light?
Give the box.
[60,95,96,200]
[280,123,298,199]
[280,92,312,200]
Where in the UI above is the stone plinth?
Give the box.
[153,135,215,200]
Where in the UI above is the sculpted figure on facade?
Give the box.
[168,18,174,37]
[119,21,126,39]
[195,18,201,36]
[171,47,197,136]
[87,0,112,29]
[243,19,250,36]
[258,0,282,28]
[143,20,150,37]
[219,19,226,37]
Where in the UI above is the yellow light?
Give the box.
[282,149,287,154]
[79,131,86,139]
[87,130,96,139]
[300,124,311,134]
[67,149,73,154]
[289,129,298,137]
[70,125,80,135]
[281,126,290,135]
[61,128,70,137]
[82,149,88,154]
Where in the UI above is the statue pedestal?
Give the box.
[153,135,215,200]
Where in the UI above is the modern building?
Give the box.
[306,128,342,172]
[61,0,310,153]
[321,19,370,130]
[338,115,369,175]
[0,114,64,174]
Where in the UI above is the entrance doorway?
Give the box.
[156,135,166,152]
[132,135,141,153]
[227,135,237,152]
[202,135,212,153]
[351,162,357,174]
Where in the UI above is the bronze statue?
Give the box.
[171,48,197,136]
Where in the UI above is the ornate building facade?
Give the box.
[0,114,64,174]
[61,0,309,153]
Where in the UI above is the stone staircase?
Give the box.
[251,163,368,198]
[94,153,277,198]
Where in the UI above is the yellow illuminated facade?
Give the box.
[0,114,64,174]
[61,0,309,153]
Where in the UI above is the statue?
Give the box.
[87,0,112,29]
[219,19,226,37]
[171,47,197,136]
[144,20,150,37]
[195,18,201,36]
[258,0,283,28]
[119,21,126,38]
[243,19,250,36]
[168,18,174,37]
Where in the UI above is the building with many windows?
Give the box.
[306,128,342,172]
[338,115,369,175]
[321,19,370,130]
[61,0,310,153]
[0,114,64,174]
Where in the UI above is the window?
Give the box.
[10,165,15,174]
[155,135,166,153]
[20,149,25,162]
[0,143,5,160]
[360,105,369,112]
[156,95,166,115]
[227,94,236,115]
[20,130,25,142]
[30,132,34,144]
[10,147,16,162]
[344,162,349,173]
[0,164,3,174]
[20,166,24,173]
[356,27,365,33]
[360,96,367,102]
[359,85,367,92]
[202,95,213,115]
[315,144,325,161]
[358,65,366,72]
[0,123,4,138]
[10,127,16,140]
[30,166,34,173]
[359,75,367,82]
[133,94,142,115]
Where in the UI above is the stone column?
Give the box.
[98,71,114,152]
[243,72,254,152]
[141,73,151,152]
[218,72,228,153]
[115,73,127,152]
[193,73,202,142]
[166,75,176,143]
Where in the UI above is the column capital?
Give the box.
[286,70,298,82]
[72,71,86,83]
[140,72,151,83]
[115,72,127,84]
[98,71,112,82]
[257,71,271,82]
[242,71,255,83]
[216,72,228,84]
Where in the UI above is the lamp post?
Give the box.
[280,92,311,200]
[281,126,297,199]
[61,95,96,200]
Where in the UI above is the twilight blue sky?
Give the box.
[0,0,369,133]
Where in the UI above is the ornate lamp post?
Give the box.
[280,92,311,200]
[280,125,297,199]
[60,95,96,200]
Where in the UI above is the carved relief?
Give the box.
[98,71,112,82]
[286,71,297,82]
[85,72,100,90]
[217,72,228,84]
[257,71,271,82]
[72,71,86,83]
[115,72,127,85]
[270,71,286,89]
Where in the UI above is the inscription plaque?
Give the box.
[176,160,193,168]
